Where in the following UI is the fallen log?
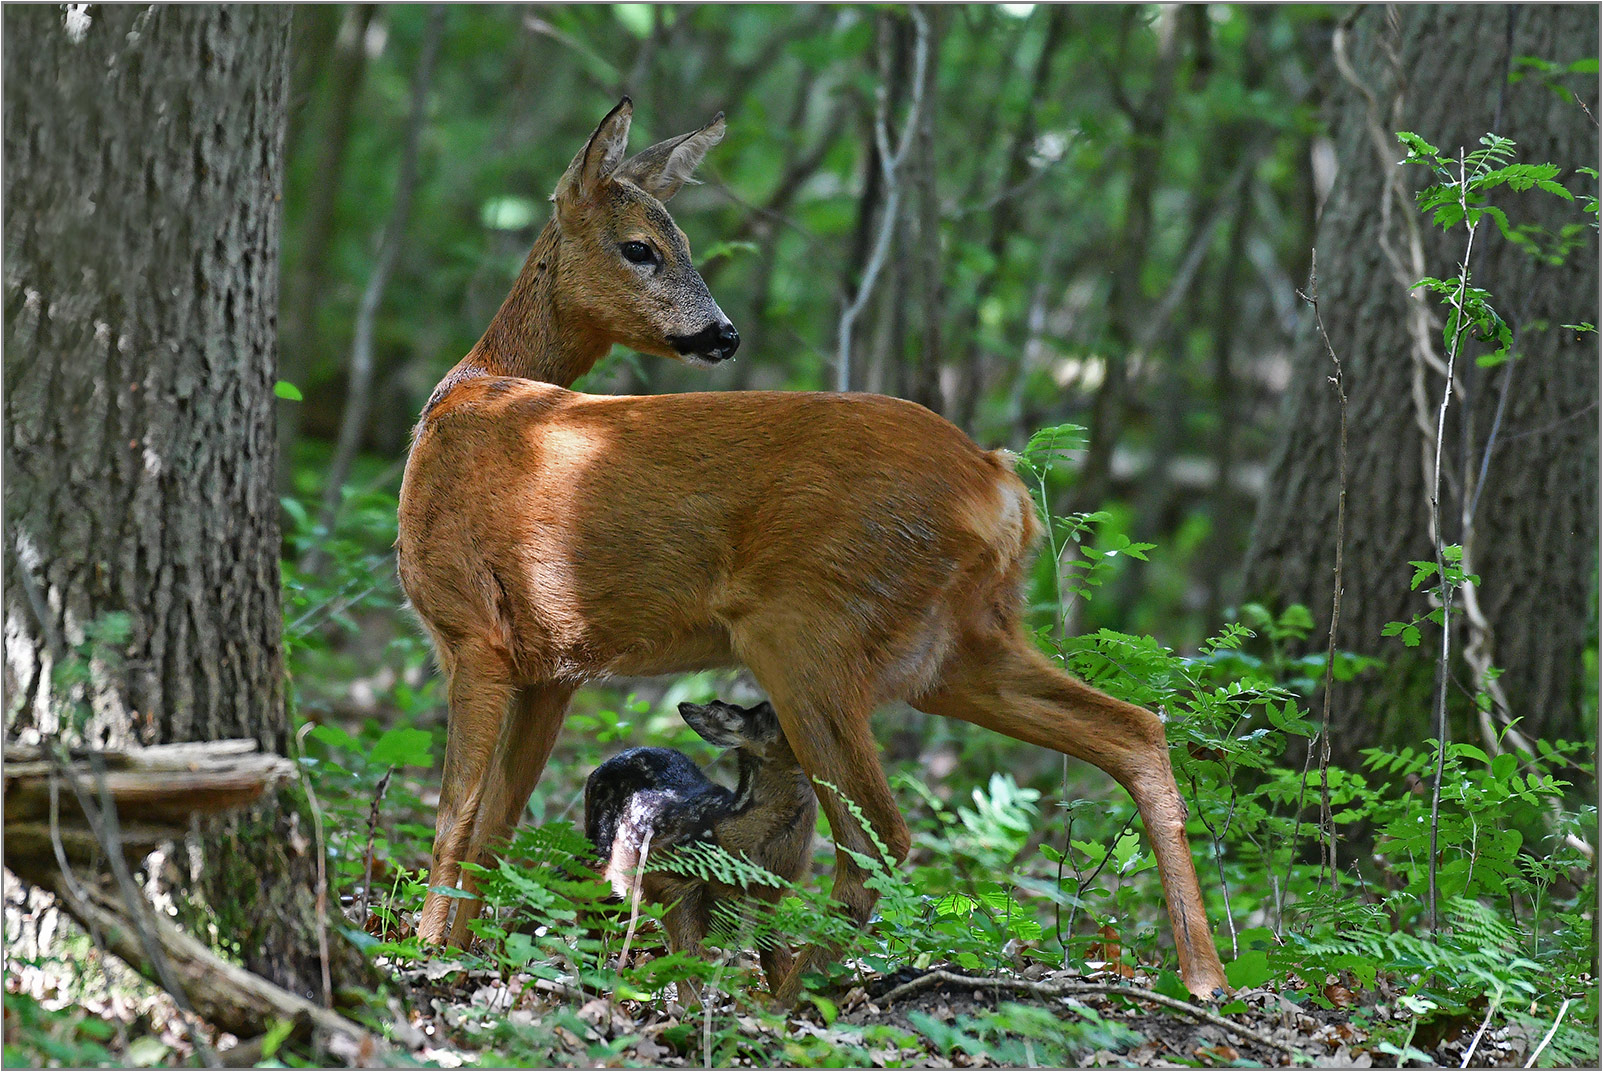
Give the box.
[3,738,383,1064]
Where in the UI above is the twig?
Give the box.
[874,969,1305,1059]
[45,758,130,1048]
[835,7,930,391]
[1523,997,1571,1068]
[356,767,393,928]
[47,745,220,1065]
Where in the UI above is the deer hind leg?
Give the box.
[443,682,575,946]
[913,627,1229,998]
[735,637,909,1007]
[417,643,514,945]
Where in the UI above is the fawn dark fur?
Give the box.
[584,699,815,995]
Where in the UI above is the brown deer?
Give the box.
[584,698,815,1001]
[397,98,1229,1002]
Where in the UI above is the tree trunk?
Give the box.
[278,5,376,458]
[1242,5,1599,764]
[3,4,355,999]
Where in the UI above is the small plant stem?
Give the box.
[618,828,653,968]
[1523,997,1571,1068]
[1030,456,1068,639]
[1459,988,1501,1068]
[292,721,335,1007]
[1288,253,1347,897]
[357,767,393,928]
[1054,759,1071,963]
[1427,149,1480,934]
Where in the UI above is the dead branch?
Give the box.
[874,968,1304,1060]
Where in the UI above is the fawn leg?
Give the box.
[663,887,710,1008]
[914,627,1230,998]
[417,644,514,945]
[446,682,575,946]
[758,939,796,1001]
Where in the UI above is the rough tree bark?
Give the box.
[1242,5,1599,764]
[3,4,358,998]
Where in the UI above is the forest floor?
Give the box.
[2,892,1552,1068]
[380,952,1534,1069]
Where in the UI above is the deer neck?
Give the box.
[464,219,609,388]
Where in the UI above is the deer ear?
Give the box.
[617,112,725,201]
[555,98,633,204]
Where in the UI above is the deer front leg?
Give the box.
[418,646,513,945]
[445,682,575,946]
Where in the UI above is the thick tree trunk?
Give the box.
[3,4,356,999]
[1242,5,1599,763]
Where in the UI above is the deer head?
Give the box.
[551,98,738,365]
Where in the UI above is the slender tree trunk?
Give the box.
[909,5,946,416]
[3,4,359,998]
[278,4,375,457]
[950,5,1068,433]
[305,7,444,575]
[1242,5,1599,762]
[1077,8,1182,510]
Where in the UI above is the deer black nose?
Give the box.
[712,320,739,360]
[670,320,740,362]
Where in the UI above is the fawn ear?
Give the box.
[745,701,783,743]
[555,97,633,205]
[617,112,725,202]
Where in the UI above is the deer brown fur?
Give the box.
[397,99,1229,1001]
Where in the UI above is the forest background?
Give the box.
[3,4,1599,1067]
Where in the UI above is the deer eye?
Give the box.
[619,241,656,266]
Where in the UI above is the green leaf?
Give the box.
[1153,970,1191,1001]
[274,380,303,402]
[1396,130,1441,159]
[1226,949,1271,990]
[260,1018,298,1061]
[502,931,536,967]
[308,723,357,751]
[700,239,760,263]
[371,725,433,768]
[807,993,839,1025]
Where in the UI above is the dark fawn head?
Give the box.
[678,699,784,755]
[552,98,739,365]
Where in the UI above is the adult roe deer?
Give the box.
[397,99,1229,1001]
[585,698,815,1001]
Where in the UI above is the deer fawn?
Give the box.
[397,98,1229,1001]
[585,698,815,1001]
